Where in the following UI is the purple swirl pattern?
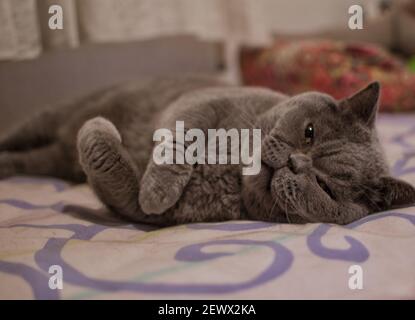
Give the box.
[1,213,293,298]
[0,261,59,300]
[0,115,415,299]
[188,221,275,231]
[0,198,65,212]
[388,120,415,176]
[4,176,70,192]
[307,211,415,262]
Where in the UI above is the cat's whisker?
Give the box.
[284,198,291,224]
[269,197,279,218]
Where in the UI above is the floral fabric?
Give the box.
[240,40,415,112]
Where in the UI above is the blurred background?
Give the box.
[1,0,415,133]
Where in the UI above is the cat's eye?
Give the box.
[304,123,314,145]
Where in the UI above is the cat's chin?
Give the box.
[242,162,288,222]
[268,167,310,221]
[242,162,315,223]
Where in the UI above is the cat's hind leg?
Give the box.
[0,143,81,181]
[77,117,170,225]
[0,109,61,152]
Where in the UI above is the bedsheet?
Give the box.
[0,114,414,299]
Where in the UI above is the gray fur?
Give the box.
[1,77,414,225]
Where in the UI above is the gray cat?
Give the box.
[1,77,414,226]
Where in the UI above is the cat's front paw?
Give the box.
[139,185,178,215]
[139,165,190,215]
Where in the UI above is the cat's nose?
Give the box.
[288,153,312,173]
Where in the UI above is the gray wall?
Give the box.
[0,36,222,134]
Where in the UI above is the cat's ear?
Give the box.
[375,176,415,209]
[340,81,380,126]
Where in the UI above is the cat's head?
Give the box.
[242,82,415,224]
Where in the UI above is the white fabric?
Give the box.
[0,0,386,60]
[0,0,41,60]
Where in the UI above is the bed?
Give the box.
[0,113,414,299]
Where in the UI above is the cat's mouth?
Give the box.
[315,175,335,200]
[265,157,335,200]
[261,161,289,188]
[268,165,336,211]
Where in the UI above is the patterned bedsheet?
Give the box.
[0,114,414,299]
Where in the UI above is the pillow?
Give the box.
[240,40,415,112]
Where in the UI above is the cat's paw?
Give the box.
[139,165,190,215]
[78,117,122,145]
[77,117,122,173]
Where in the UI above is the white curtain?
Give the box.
[0,0,41,59]
[0,0,257,60]
[0,0,387,61]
